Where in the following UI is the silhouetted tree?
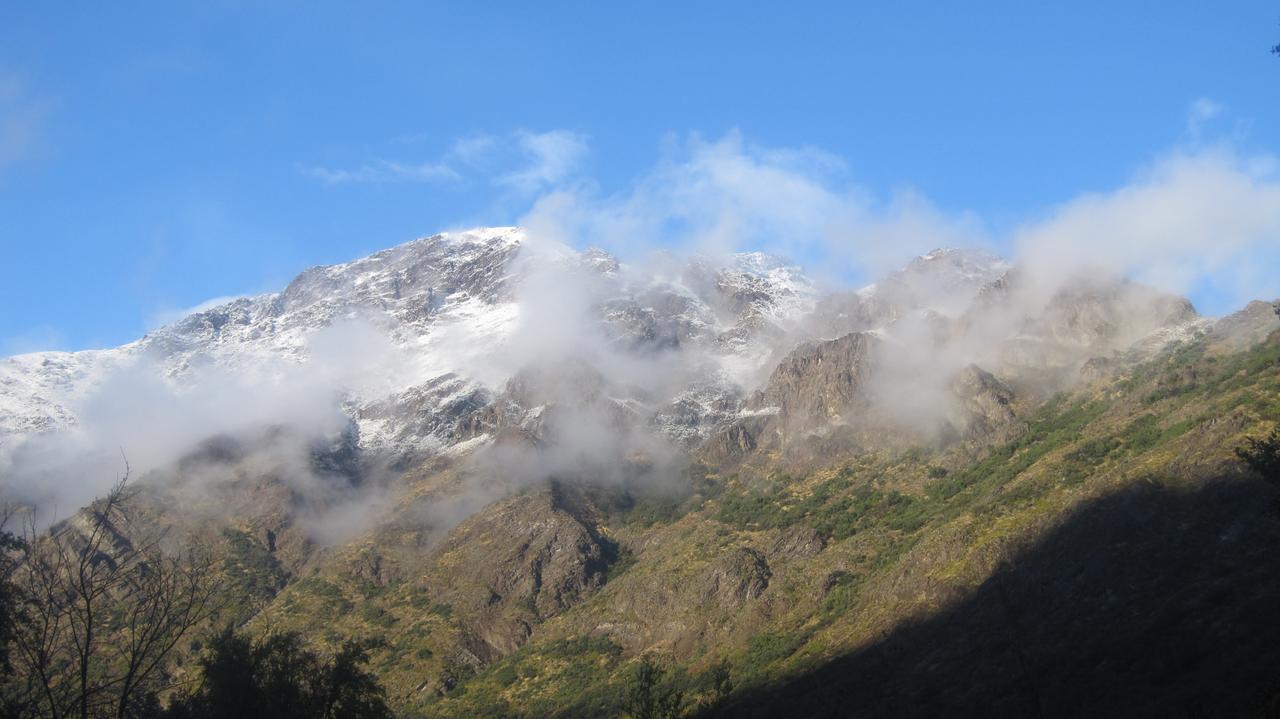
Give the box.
[1237,428,1280,485]
[621,657,684,719]
[163,630,392,719]
[700,658,732,709]
[0,513,24,679]
[0,511,26,719]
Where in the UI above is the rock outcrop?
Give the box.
[755,332,878,432]
[949,364,1017,442]
[428,486,614,655]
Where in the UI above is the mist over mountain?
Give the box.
[7,4,1280,717]
[1,221,1278,717]
[0,224,1210,528]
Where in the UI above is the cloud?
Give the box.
[13,120,1280,537]
[1014,146,1280,312]
[519,130,983,282]
[447,134,501,163]
[1186,98,1223,143]
[1,317,412,526]
[305,129,589,192]
[306,159,459,185]
[496,130,590,192]
[147,294,254,330]
[0,72,53,180]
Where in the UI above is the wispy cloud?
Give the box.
[447,134,501,164]
[496,130,589,192]
[0,71,53,180]
[1014,145,1280,312]
[306,159,459,185]
[518,130,982,282]
[1186,97,1223,143]
[147,294,254,330]
[517,126,1280,312]
[305,129,589,191]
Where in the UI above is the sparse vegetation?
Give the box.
[1,301,1276,718]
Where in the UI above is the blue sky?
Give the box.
[1,1,1278,352]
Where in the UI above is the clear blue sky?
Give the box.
[1,2,1278,352]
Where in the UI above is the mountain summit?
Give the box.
[0,228,1205,502]
[3,228,1277,717]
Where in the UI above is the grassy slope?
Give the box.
[239,328,1280,717]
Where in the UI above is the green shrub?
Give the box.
[740,631,808,676]
[493,664,519,687]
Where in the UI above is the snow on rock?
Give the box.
[0,228,826,471]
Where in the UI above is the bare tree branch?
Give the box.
[7,473,228,718]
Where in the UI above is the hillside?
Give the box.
[359,313,1280,718]
[2,229,1279,717]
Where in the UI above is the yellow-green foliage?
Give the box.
[238,330,1280,717]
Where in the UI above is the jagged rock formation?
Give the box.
[700,548,772,609]
[7,228,1273,717]
[426,487,615,655]
[755,333,878,433]
[1208,299,1280,351]
[0,235,1212,488]
[949,364,1018,443]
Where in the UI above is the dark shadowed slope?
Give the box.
[701,476,1280,719]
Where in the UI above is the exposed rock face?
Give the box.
[1078,356,1116,384]
[987,280,1202,381]
[650,378,743,449]
[460,358,645,453]
[1209,299,1280,351]
[768,525,826,561]
[699,547,772,610]
[1036,281,1198,353]
[350,548,399,588]
[872,248,1013,318]
[704,419,763,461]
[429,487,614,655]
[755,332,878,432]
[949,364,1017,442]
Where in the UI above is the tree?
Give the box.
[695,658,733,711]
[621,657,684,719]
[162,630,392,719]
[4,475,225,719]
[0,511,25,679]
[1237,428,1280,485]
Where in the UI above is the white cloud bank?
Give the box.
[520,131,985,285]
[306,105,1280,314]
[11,103,1279,531]
[1014,147,1280,312]
[518,121,1280,312]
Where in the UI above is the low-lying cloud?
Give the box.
[7,104,1280,538]
[1015,147,1280,313]
[520,131,986,285]
[1,318,410,525]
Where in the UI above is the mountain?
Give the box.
[0,228,823,477]
[3,228,1279,717]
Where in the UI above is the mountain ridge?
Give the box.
[3,227,1279,717]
